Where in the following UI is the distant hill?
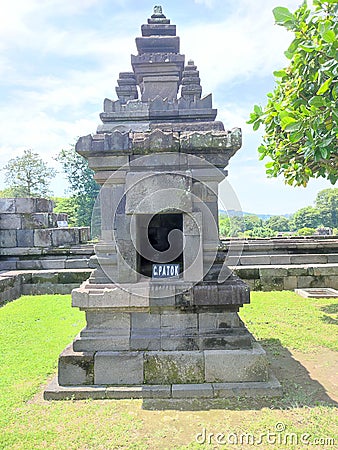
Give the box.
[219,210,292,220]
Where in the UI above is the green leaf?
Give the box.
[265,161,274,168]
[280,114,298,130]
[273,7,295,25]
[289,130,303,143]
[253,120,261,131]
[273,69,287,78]
[320,147,329,159]
[317,77,332,95]
[322,29,336,43]
[254,104,262,115]
[285,121,302,132]
[309,96,326,107]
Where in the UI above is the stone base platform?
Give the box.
[44,374,282,402]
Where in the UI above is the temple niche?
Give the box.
[45,6,281,401]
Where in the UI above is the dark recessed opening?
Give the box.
[138,213,183,277]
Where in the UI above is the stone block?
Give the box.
[15,197,35,213]
[17,229,34,247]
[183,234,204,282]
[0,198,15,213]
[94,351,143,384]
[35,198,53,212]
[144,351,204,384]
[193,285,219,306]
[17,260,42,270]
[327,254,338,263]
[44,377,106,401]
[161,312,197,330]
[58,344,94,386]
[172,383,213,398]
[125,171,193,214]
[65,259,88,269]
[31,272,59,284]
[73,334,130,352]
[204,343,269,383]
[22,213,51,229]
[297,275,326,289]
[259,267,288,278]
[199,312,240,331]
[312,265,338,276]
[40,259,65,269]
[270,255,291,265]
[34,229,52,247]
[117,240,138,283]
[234,267,259,280]
[0,214,21,230]
[52,229,79,247]
[291,255,328,264]
[283,276,298,290]
[240,255,271,265]
[86,311,130,332]
[79,227,90,243]
[105,384,171,399]
[131,312,160,330]
[260,277,284,291]
[0,230,16,247]
[1,260,17,270]
[58,271,90,284]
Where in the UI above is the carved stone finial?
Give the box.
[153,5,162,15]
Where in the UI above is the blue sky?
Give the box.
[0,0,333,214]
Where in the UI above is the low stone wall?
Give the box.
[220,236,338,266]
[0,269,92,305]
[0,197,93,271]
[232,264,338,291]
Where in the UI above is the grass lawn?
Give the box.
[0,292,337,449]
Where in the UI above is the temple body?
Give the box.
[47,7,280,399]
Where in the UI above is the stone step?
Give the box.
[44,375,282,401]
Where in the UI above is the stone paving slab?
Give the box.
[44,374,282,401]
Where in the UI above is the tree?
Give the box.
[315,187,338,228]
[266,215,290,231]
[56,146,100,227]
[248,0,338,186]
[290,206,322,230]
[4,149,56,197]
[53,197,78,227]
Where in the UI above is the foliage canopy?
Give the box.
[4,149,56,197]
[56,146,100,227]
[248,0,338,186]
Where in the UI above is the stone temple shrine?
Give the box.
[45,7,281,401]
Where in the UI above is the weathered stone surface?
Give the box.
[94,351,143,384]
[204,343,268,383]
[52,229,79,247]
[34,229,52,247]
[0,214,21,230]
[172,383,213,398]
[58,344,94,386]
[125,172,193,214]
[144,351,204,384]
[16,229,34,247]
[0,198,15,213]
[0,230,16,247]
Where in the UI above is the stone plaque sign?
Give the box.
[152,263,180,278]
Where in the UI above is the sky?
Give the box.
[0,0,334,215]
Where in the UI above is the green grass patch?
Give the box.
[241,291,338,352]
[0,292,337,449]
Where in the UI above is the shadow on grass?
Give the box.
[320,303,338,325]
[142,338,337,411]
